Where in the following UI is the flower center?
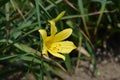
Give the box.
[45,36,54,49]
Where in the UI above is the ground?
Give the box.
[72,59,120,80]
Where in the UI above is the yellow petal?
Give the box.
[54,28,72,42]
[42,46,48,56]
[38,29,47,41]
[52,11,66,22]
[48,49,65,60]
[50,41,76,54]
[48,11,65,36]
[48,21,57,35]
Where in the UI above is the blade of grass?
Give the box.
[62,10,116,20]
[39,55,44,80]
[45,0,62,10]
[64,54,73,73]
[5,3,9,21]
[94,0,107,35]
[34,0,43,77]
[35,0,41,28]
[38,1,51,19]
[0,55,17,61]
[85,40,97,75]
[11,1,26,21]
[78,0,90,37]
[44,66,52,80]
[66,20,94,48]
[19,56,41,64]
[64,0,78,11]
[75,37,82,73]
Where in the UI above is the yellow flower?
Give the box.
[38,11,76,60]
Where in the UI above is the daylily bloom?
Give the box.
[38,11,76,60]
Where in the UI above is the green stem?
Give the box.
[94,0,106,35]
[64,54,73,73]
[78,0,90,37]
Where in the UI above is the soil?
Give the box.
[72,59,120,80]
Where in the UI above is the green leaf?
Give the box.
[14,43,41,56]
[0,55,17,60]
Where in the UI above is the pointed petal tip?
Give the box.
[38,29,40,32]
[38,29,47,40]
[53,28,73,42]
[66,28,72,33]
[48,49,65,61]
[38,29,45,33]
[61,11,66,15]
[61,56,65,61]
[63,57,65,61]
[52,11,66,22]
[38,29,43,32]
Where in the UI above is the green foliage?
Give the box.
[0,0,120,79]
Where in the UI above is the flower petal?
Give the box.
[48,49,65,60]
[50,41,76,54]
[38,29,47,41]
[52,11,66,22]
[54,28,72,42]
[49,21,57,35]
[42,46,48,56]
